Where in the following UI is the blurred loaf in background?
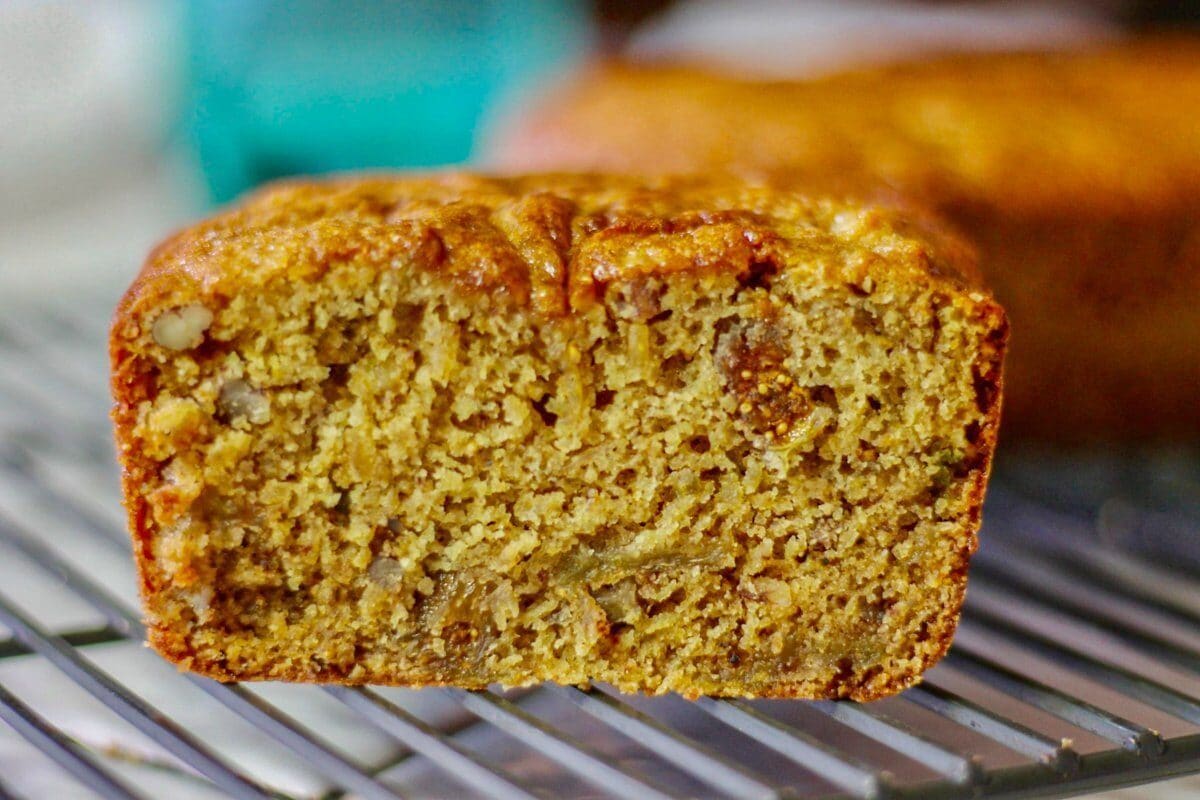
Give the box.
[488,29,1200,443]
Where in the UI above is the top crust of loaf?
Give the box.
[114,174,988,329]
[489,38,1200,217]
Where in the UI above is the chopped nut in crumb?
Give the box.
[218,379,270,424]
[152,304,213,350]
[749,577,792,607]
[367,557,405,588]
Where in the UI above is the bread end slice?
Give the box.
[111,174,1006,699]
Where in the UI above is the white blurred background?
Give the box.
[0,1,199,299]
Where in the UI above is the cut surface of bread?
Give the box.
[111,174,1006,700]
[489,38,1200,441]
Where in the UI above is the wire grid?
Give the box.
[0,290,1198,800]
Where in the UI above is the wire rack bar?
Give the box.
[0,593,271,800]
[1062,550,1200,622]
[0,680,145,800]
[451,688,677,800]
[981,492,1200,620]
[323,686,540,800]
[959,610,1200,727]
[903,683,1079,776]
[943,650,1163,756]
[971,549,1200,683]
[0,317,107,396]
[808,699,982,786]
[182,682,408,800]
[0,513,138,633]
[974,556,1200,661]
[0,627,126,660]
[0,365,90,428]
[697,698,893,799]
[16,445,130,538]
[980,539,1200,633]
[980,736,1200,800]
[0,447,129,551]
[557,685,780,800]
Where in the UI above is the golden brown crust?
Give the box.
[112,173,1006,699]
[115,173,987,321]
[490,37,1200,441]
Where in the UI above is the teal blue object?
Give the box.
[187,1,591,203]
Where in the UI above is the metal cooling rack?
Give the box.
[0,290,1198,800]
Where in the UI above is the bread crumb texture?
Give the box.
[111,174,1006,700]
